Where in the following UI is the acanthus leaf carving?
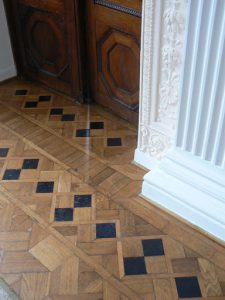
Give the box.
[137,0,189,163]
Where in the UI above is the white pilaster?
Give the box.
[142,0,225,242]
[135,0,189,169]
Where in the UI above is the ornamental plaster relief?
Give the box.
[136,0,189,165]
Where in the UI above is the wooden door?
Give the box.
[86,0,142,124]
[5,0,83,99]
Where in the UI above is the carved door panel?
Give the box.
[86,0,142,125]
[5,0,82,98]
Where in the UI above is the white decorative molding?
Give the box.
[135,0,189,168]
[142,0,225,242]
[142,149,225,242]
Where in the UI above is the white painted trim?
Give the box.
[0,65,17,82]
[142,154,225,242]
[134,148,158,170]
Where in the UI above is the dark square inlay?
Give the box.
[3,169,21,180]
[142,239,165,257]
[96,223,116,239]
[15,89,27,96]
[107,138,122,147]
[61,114,75,122]
[50,108,63,115]
[175,277,202,298]
[76,129,90,137]
[24,101,38,108]
[22,159,39,170]
[124,257,147,276]
[0,148,9,157]
[90,122,104,129]
[74,194,92,208]
[36,181,54,193]
[54,208,74,222]
[39,95,51,102]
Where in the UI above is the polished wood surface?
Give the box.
[4,0,83,98]
[86,0,142,125]
[0,79,224,299]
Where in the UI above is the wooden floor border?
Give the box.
[0,100,225,274]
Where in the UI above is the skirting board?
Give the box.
[134,148,159,170]
[0,65,17,82]
[142,150,225,243]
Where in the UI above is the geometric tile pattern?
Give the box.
[0,79,224,299]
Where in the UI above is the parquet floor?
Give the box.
[0,79,224,300]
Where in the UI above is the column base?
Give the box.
[134,148,159,170]
[142,148,225,242]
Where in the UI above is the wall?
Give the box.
[0,0,16,81]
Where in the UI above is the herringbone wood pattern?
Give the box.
[0,79,224,299]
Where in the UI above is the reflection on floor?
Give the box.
[0,79,224,300]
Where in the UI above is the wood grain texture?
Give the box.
[0,79,224,300]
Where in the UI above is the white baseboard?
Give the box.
[142,149,225,242]
[134,148,159,170]
[0,65,17,82]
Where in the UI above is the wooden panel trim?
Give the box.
[94,0,142,18]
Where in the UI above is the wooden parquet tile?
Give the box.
[0,79,224,299]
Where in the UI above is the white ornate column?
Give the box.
[134,0,188,169]
[142,0,225,242]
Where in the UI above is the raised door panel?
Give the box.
[87,1,142,125]
[5,0,82,98]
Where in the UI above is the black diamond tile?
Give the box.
[22,159,39,170]
[175,277,202,298]
[0,148,9,157]
[39,95,51,102]
[90,122,104,129]
[24,101,38,108]
[3,169,21,180]
[74,194,92,208]
[76,129,90,137]
[61,114,75,122]
[124,257,147,276]
[142,239,165,257]
[107,138,122,147]
[54,208,74,222]
[15,89,27,96]
[96,223,116,239]
[36,181,54,193]
[50,108,63,115]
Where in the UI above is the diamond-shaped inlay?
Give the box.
[142,239,165,257]
[61,114,75,122]
[55,208,74,222]
[124,257,147,276]
[0,148,9,157]
[22,159,39,170]
[90,122,104,129]
[175,277,202,298]
[15,89,27,96]
[36,181,54,193]
[39,95,51,102]
[107,138,122,147]
[74,194,92,208]
[76,129,90,138]
[50,108,63,115]
[3,169,21,180]
[96,223,116,239]
[24,101,38,108]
